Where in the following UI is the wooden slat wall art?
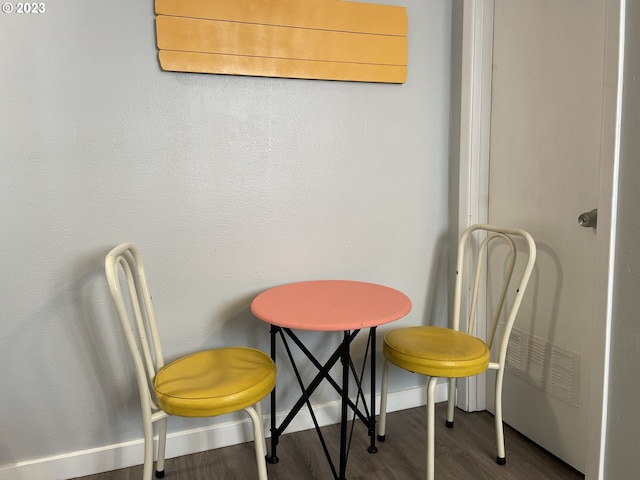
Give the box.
[155,0,408,83]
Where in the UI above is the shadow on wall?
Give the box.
[67,247,143,442]
[425,231,451,329]
[518,242,564,395]
[214,292,273,353]
[371,230,451,394]
[0,246,141,468]
[486,240,564,463]
[503,241,564,447]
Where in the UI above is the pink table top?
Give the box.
[251,280,412,331]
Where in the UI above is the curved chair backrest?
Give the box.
[452,224,537,368]
[105,243,165,415]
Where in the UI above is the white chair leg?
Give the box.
[255,401,268,460]
[446,378,456,428]
[245,405,269,480]
[426,376,438,480]
[155,417,167,478]
[377,359,389,440]
[494,369,506,464]
[142,415,154,480]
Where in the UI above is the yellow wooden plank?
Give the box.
[158,50,407,83]
[156,16,407,66]
[154,0,407,36]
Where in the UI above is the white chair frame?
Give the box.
[105,243,269,480]
[378,224,537,480]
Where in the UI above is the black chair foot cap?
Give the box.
[268,456,280,464]
[368,446,378,454]
[155,470,165,478]
[497,456,506,465]
[445,420,454,428]
[377,434,386,442]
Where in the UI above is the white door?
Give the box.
[486,0,616,473]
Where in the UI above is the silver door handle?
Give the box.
[578,209,598,228]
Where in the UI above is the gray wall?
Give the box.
[0,0,452,473]
[604,0,640,477]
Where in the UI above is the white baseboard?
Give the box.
[0,383,447,480]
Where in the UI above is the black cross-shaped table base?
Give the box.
[268,325,378,480]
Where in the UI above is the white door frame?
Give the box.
[457,0,623,477]
[455,0,494,413]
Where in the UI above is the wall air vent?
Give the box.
[506,326,580,408]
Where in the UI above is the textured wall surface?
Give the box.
[0,0,452,470]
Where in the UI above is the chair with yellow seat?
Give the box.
[377,224,536,480]
[105,243,276,480]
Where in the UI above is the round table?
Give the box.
[251,280,411,480]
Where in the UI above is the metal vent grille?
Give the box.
[506,327,580,407]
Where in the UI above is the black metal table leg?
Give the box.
[368,327,378,453]
[339,330,350,480]
[269,325,279,464]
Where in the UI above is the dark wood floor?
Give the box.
[72,404,584,480]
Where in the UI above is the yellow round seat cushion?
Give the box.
[154,347,276,417]
[383,326,490,378]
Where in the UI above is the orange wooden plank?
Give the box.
[154,0,407,36]
[158,50,407,83]
[156,16,407,66]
